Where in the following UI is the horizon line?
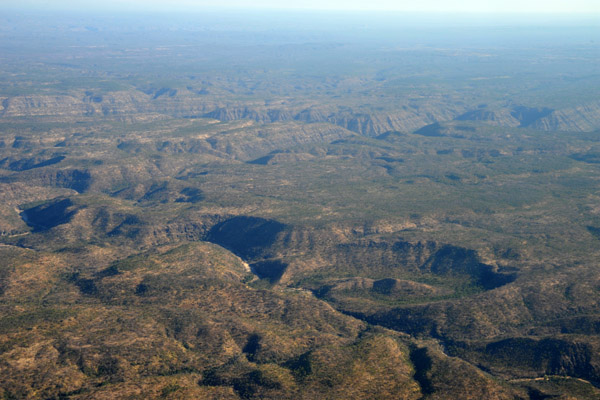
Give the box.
[2,6,600,15]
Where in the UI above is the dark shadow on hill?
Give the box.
[176,187,204,203]
[58,169,92,193]
[455,109,500,123]
[250,260,288,283]
[247,154,277,165]
[361,307,441,338]
[333,240,516,293]
[571,152,600,164]
[510,106,554,127]
[477,337,600,384]
[136,182,204,204]
[201,361,283,399]
[21,198,78,232]
[206,216,287,260]
[0,155,66,171]
[409,347,434,397]
[242,334,262,362]
[413,123,444,137]
[376,130,406,140]
[422,245,516,290]
[317,241,517,340]
[0,168,91,193]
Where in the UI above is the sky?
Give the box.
[5,0,600,13]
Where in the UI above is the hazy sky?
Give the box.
[6,0,600,13]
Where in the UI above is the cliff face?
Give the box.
[0,90,467,136]
[324,106,465,136]
[205,122,356,160]
[0,90,218,120]
[531,101,600,132]
[201,103,472,136]
[204,106,294,123]
[454,102,600,132]
[164,99,469,136]
[2,95,95,118]
[4,88,600,134]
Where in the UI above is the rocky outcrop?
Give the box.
[0,168,92,193]
[202,104,468,136]
[458,337,600,383]
[3,88,599,134]
[0,90,218,120]
[205,122,356,160]
[319,277,449,299]
[531,101,600,132]
[0,90,469,137]
[297,105,466,136]
[204,106,293,123]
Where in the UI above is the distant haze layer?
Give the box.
[4,0,600,13]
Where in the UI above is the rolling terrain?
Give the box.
[0,11,600,399]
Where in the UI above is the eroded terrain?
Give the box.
[1,11,600,399]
